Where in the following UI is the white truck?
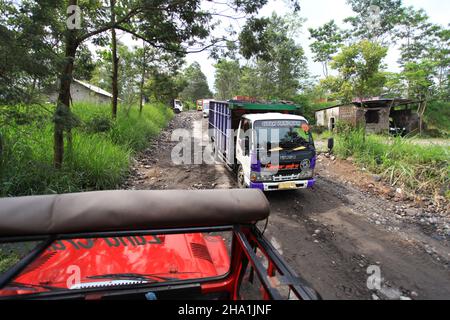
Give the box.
[171,99,183,113]
[208,100,317,191]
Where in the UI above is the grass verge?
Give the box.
[0,102,173,196]
[334,127,449,201]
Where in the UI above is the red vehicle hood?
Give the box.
[0,233,230,296]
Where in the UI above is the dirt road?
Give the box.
[125,111,450,300]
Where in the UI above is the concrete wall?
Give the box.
[315,105,360,130]
[315,106,341,130]
[49,82,111,105]
[315,104,390,134]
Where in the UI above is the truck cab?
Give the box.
[235,113,316,191]
[202,99,212,118]
[172,99,183,113]
[196,99,203,111]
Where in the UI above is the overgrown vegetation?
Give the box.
[0,249,19,273]
[334,125,449,200]
[0,103,173,196]
[424,101,450,137]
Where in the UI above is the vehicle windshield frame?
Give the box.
[0,226,233,299]
[0,224,319,300]
[253,119,314,150]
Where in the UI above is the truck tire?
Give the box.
[237,165,246,188]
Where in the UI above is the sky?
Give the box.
[183,0,450,92]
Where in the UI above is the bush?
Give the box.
[84,115,113,133]
[424,100,450,135]
[183,100,196,111]
[0,249,19,273]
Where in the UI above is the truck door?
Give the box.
[236,119,252,185]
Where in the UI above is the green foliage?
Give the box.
[74,45,96,82]
[0,0,65,104]
[403,60,436,101]
[109,104,171,151]
[325,40,388,102]
[214,59,241,100]
[344,0,404,43]
[144,72,185,104]
[0,248,19,273]
[179,62,212,103]
[216,13,308,101]
[83,115,113,134]
[0,103,173,196]
[424,101,450,135]
[183,100,197,111]
[308,20,344,76]
[334,128,449,198]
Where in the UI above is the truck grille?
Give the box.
[272,173,301,182]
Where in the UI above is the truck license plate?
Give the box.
[278,182,296,190]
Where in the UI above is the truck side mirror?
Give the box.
[244,136,250,156]
[327,137,334,152]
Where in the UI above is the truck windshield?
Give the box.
[255,120,313,150]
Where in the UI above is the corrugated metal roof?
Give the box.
[314,98,417,112]
[73,79,113,98]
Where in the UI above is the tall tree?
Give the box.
[49,0,273,168]
[110,0,118,119]
[324,40,388,103]
[308,20,343,77]
[238,13,308,100]
[0,0,64,104]
[73,45,96,81]
[403,60,436,133]
[396,7,434,64]
[214,59,241,100]
[179,62,212,103]
[138,44,147,114]
[133,43,184,112]
[344,0,404,44]
[144,72,185,104]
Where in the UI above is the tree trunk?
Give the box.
[139,45,146,114]
[418,100,427,135]
[54,1,78,169]
[111,0,119,119]
[323,62,328,77]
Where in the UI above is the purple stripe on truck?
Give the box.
[250,151,261,172]
[249,182,264,191]
[310,156,316,169]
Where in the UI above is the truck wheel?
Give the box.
[237,165,246,188]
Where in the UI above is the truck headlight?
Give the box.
[251,172,273,182]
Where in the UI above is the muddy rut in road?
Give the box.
[125,111,450,300]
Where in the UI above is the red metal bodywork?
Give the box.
[0,233,230,297]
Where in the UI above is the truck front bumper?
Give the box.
[250,179,315,191]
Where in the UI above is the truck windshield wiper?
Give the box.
[5,281,62,292]
[87,273,176,282]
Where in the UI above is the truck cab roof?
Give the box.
[242,113,308,123]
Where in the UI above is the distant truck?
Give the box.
[171,99,184,113]
[195,99,213,117]
[196,99,203,111]
[208,99,316,191]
